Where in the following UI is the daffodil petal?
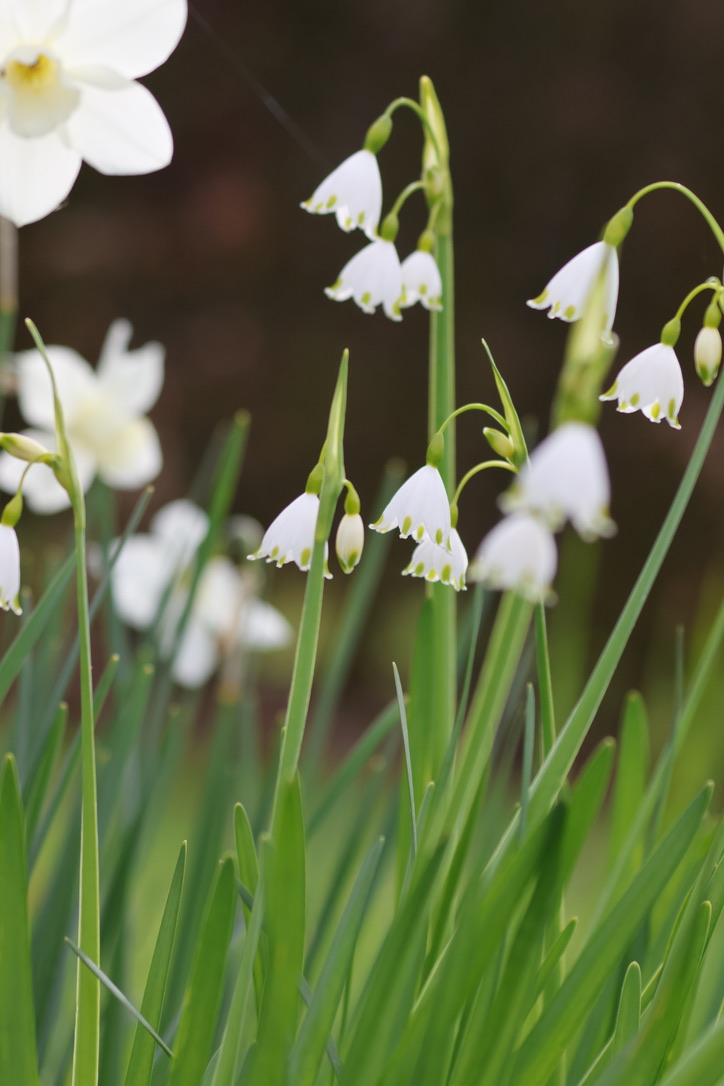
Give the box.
[171,617,219,689]
[110,533,172,628]
[95,416,162,488]
[66,78,173,175]
[57,0,187,80]
[96,319,165,416]
[0,125,81,226]
[16,347,95,430]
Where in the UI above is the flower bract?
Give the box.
[0,319,164,513]
[400,250,443,311]
[0,0,187,225]
[370,464,451,547]
[325,238,403,321]
[469,513,557,603]
[0,523,22,614]
[248,491,331,577]
[301,149,382,240]
[600,342,684,428]
[527,241,619,334]
[402,528,467,591]
[500,422,615,540]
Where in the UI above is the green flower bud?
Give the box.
[694,325,722,387]
[363,115,393,155]
[603,206,634,248]
[483,427,515,461]
[336,512,364,573]
[0,432,51,462]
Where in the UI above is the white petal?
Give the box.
[326,239,403,321]
[249,492,331,576]
[171,616,219,689]
[6,0,67,42]
[470,513,557,602]
[16,346,95,429]
[96,319,165,416]
[239,598,293,650]
[371,464,451,546]
[403,528,467,590]
[95,416,162,488]
[527,242,618,333]
[0,428,96,513]
[301,149,382,240]
[600,343,684,429]
[57,0,187,80]
[110,534,170,628]
[0,124,81,225]
[400,250,443,310]
[65,78,172,175]
[0,524,22,614]
[193,556,242,637]
[151,499,208,569]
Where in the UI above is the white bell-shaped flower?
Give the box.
[501,422,615,540]
[469,513,557,603]
[400,250,443,311]
[402,528,467,591]
[325,238,403,321]
[335,512,364,573]
[370,464,451,546]
[527,241,619,335]
[248,491,331,577]
[301,149,382,240]
[694,326,722,387]
[0,0,187,225]
[0,319,164,513]
[600,342,684,428]
[0,523,22,615]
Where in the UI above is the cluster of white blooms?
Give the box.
[108,499,292,689]
[302,149,443,320]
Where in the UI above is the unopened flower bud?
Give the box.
[0,432,51,462]
[694,325,722,387]
[483,427,515,461]
[336,513,364,573]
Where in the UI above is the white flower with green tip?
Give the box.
[336,512,364,573]
[0,319,164,513]
[301,149,382,240]
[600,342,684,428]
[249,491,331,577]
[527,241,619,334]
[0,522,22,614]
[501,422,615,540]
[403,528,467,591]
[370,464,451,546]
[325,237,403,321]
[469,513,557,603]
[0,0,187,226]
[400,250,443,311]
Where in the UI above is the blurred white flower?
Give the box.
[600,342,684,428]
[335,512,364,573]
[400,250,442,311]
[527,241,619,335]
[325,238,403,321]
[469,513,557,603]
[0,523,22,614]
[110,499,292,688]
[0,319,164,513]
[370,464,451,546]
[301,149,382,240]
[403,527,467,591]
[501,422,615,540]
[0,0,187,225]
[248,491,331,577]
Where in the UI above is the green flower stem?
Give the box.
[384,97,444,160]
[452,459,515,508]
[534,604,556,758]
[0,216,18,427]
[627,182,724,255]
[388,180,427,220]
[672,279,720,324]
[438,401,509,434]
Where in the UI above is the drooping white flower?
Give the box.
[248,491,331,577]
[109,499,292,688]
[301,149,382,240]
[400,250,443,311]
[0,0,187,226]
[325,238,403,321]
[370,464,451,546]
[527,241,619,335]
[600,342,684,428]
[694,325,722,387]
[500,422,615,540]
[469,513,557,603]
[335,512,364,573]
[0,319,164,513]
[0,523,22,614]
[403,528,467,591]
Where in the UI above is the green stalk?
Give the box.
[0,216,18,428]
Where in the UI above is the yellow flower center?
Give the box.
[1,48,80,137]
[5,53,58,92]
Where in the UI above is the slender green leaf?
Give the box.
[657,1015,724,1086]
[608,693,649,873]
[611,961,641,1056]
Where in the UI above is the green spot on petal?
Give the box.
[326,195,337,209]
[563,305,576,319]
[415,525,425,540]
[402,515,412,534]
[415,562,425,576]
[435,528,443,544]
[361,291,372,305]
[357,211,365,225]
[300,547,311,567]
[629,393,640,406]
[529,289,548,305]
[441,564,452,581]
[271,546,279,558]
[650,402,661,420]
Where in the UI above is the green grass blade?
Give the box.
[0,755,40,1086]
[656,1015,724,1086]
[290,837,385,1086]
[124,841,187,1086]
[611,961,641,1056]
[394,662,417,858]
[608,693,649,874]
[167,856,237,1086]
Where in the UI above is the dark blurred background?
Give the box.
[11,0,724,764]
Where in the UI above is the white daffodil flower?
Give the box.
[370,464,451,547]
[0,0,187,226]
[527,241,619,335]
[600,342,684,428]
[248,491,331,577]
[469,513,557,603]
[0,523,22,614]
[0,319,164,513]
[325,238,403,321]
[501,422,615,541]
[400,250,443,311]
[110,499,292,688]
[301,149,382,240]
[403,528,467,591]
[335,512,364,573]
